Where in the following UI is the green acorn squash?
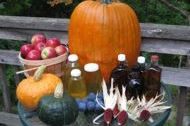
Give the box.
[38,83,79,126]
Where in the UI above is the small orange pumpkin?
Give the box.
[16,65,62,109]
[69,0,141,81]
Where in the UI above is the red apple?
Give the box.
[46,37,61,48]
[55,45,67,56]
[26,50,41,60]
[34,42,46,52]
[31,33,46,45]
[41,47,57,59]
[20,44,34,58]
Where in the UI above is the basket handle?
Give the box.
[16,62,57,75]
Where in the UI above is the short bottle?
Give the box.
[144,55,162,100]
[68,69,87,99]
[128,56,146,99]
[62,54,81,90]
[110,54,129,95]
[84,63,102,94]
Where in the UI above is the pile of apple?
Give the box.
[20,33,68,60]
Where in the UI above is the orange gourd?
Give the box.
[16,65,62,109]
[69,0,141,81]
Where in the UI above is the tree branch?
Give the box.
[159,0,190,24]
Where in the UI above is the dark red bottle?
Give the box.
[144,55,162,100]
[110,54,129,95]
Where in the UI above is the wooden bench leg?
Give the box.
[13,66,20,86]
[0,64,11,112]
[176,86,187,126]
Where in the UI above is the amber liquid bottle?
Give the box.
[144,55,162,100]
[68,69,87,99]
[129,56,146,99]
[110,54,129,95]
[62,54,81,90]
[84,63,102,94]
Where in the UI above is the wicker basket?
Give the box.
[18,53,68,77]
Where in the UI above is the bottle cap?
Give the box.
[137,56,145,64]
[151,55,159,62]
[68,54,78,62]
[118,54,126,61]
[84,63,99,72]
[71,69,81,77]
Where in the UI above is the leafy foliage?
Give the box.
[0,0,81,18]
[124,0,188,25]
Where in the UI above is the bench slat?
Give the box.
[0,16,69,31]
[161,67,190,87]
[0,28,68,43]
[0,112,21,126]
[0,49,189,87]
[0,16,190,41]
[141,38,190,56]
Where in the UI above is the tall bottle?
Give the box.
[68,69,87,99]
[84,63,102,94]
[144,55,162,100]
[128,56,146,99]
[110,54,129,95]
[63,54,80,90]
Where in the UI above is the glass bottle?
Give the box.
[68,69,87,99]
[144,55,162,100]
[128,56,146,99]
[84,63,102,94]
[62,54,80,90]
[110,54,129,95]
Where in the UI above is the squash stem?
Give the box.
[54,83,64,98]
[34,65,46,81]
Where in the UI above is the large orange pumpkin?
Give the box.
[69,0,141,81]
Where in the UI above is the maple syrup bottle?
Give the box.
[110,54,129,95]
[129,56,146,99]
[62,54,81,90]
[144,55,162,100]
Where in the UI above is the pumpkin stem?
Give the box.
[54,83,64,98]
[34,65,46,81]
[102,0,112,4]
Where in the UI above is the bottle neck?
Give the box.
[71,76,82,81]
[138,62,145,69]
[69,61,79,68]
[151,60,159,66]
[119,61,127,65]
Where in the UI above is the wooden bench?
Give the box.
[0,15,190,126]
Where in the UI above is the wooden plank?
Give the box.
[176,87,187,126]
[0,16,189,41]
[0,15,69,31]
[0,64,11,112]
[1,28,190,56]
[0,50,20,66]
[0,28,68,43]
[141,23,190,41]
[161,67,190,87]
[0,112,21,126]
[0,49,189,87]
[141,38,190,56]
